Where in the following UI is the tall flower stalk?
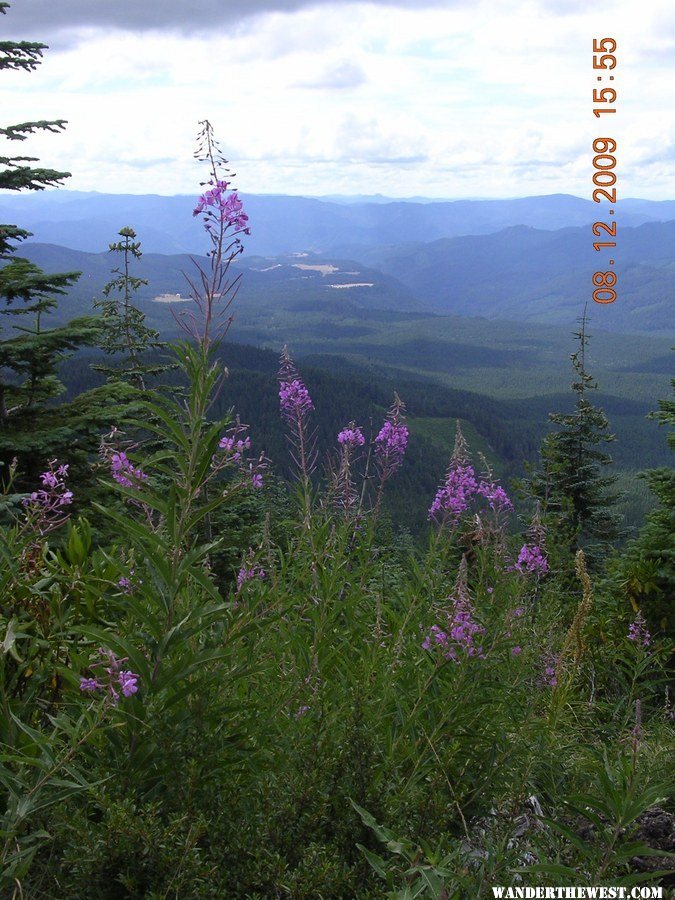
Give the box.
[332,422,365,518]
[180,119,250,353]
[429,422,478,531]
[278,348,316,525]
[373,393,408,517]
[90,124,262,717]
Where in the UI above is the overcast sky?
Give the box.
[2,0,674,199]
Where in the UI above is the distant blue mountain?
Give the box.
[2,190,675,256]
[10,215,675,333]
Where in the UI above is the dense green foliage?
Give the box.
[617,372,675,639]
[2,332,673,898]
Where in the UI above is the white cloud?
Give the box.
[1,0,673,199]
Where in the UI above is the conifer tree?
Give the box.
[619,368,674,636]
[92,226,169,390]
[0,2,129,481]
[527,312,622,566]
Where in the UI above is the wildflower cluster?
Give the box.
[513,543,548,577]
[110,450,148,489]
[477,479,513,512]
[429,461,478,522]
[22,460,73,536]
[628,610,651,648]
[337,425,365,449]
[79,647,140,705]
[118,568,141,594]
[218,430,251,460]
[193,179,250,234]
[214,420,266,491]
[422,558,485,662]
[237,562,266,591]
[180,120,249,347]
[428,426,512,527]
[279,377,314,423]
[374,394,408,480]
[278,348,317,484]
[332,422,366,514]
[540,652,559,688]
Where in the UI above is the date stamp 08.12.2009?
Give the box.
[591,37,618,305]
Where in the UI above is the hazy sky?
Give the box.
[2,0,674,198]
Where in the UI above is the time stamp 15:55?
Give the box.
[591,37,618,305]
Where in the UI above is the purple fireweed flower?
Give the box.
[236,563,266,591]
[337,425,365,449]
[375,419,408,467]
[22,459,73,536]
[193,179,250,233]
[118,670,139,698]
[278,348,318,480]
[429,463,478,523]
[215,422,260,483]
[118,568,141,594]
[628,611,651,648]
[41,469,58,489]
[448,594,485,658]
[511,646,523,656]
[477,480,513,512]
[513,606,525,617]
[422,557,485,662]
[421,624,449,651]
[513,544,548,576]
[110,451,147,489]
[279,378,314,422]
[219,435,251,459]
[539,651,559,688]
[80,647,141,705]
[295,705,310,720]
[374,398,409,489]
[332,423,363,514]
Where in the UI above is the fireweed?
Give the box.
[628,610,651,648]
[278,347,317,484]
[429,422,478,526]
[118,568,142,594]
[429,426,515,540]
[217,419,266,491]
[178,121,251,350]
[21,459,73,536]
[73,123,270,797]
[513,543,549,577]
[372,394,409,516]
[100,429,147,490]
[421,557,486,662]
[236,549,267,592]
[79,647,140,705]
[332,421,366,516]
